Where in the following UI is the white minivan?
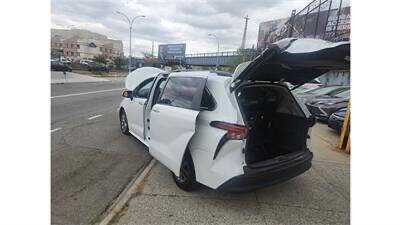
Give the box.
[119,38,350,192]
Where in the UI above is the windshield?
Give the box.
[335,90,350,98]
[305,86,339,95]
[292,86,311,94]
[327,87,350,96]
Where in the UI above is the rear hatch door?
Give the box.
[230,38,350,91]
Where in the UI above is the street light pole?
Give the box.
[116,11,145,74]
[208,34,219,70]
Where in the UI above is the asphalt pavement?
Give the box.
[51,80,152,225]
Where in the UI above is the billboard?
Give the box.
[257,17,289,49]
[257,5,350,49]
[158,44,186,62]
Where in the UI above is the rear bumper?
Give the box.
[217,151,313,192]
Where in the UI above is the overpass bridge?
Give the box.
[184,51,240,67]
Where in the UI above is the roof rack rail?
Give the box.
[170,69,232,77]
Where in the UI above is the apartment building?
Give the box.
[51,29,123,62]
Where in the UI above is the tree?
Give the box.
[113,56,127,69]
[93,54,107,64]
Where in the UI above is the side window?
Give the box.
[200,88,216,110]
[134,78,154,98]
[151,79,167,107]
[158,77,206,110]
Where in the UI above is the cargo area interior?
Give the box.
[237,84,310,165]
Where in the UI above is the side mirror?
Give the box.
[122,90,133,100]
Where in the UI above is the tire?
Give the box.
[172,151,199,191]
[119,110,130,135]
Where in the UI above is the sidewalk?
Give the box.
[115,123,350,225]
[51,71,110,84]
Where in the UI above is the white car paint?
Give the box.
[149,104,200,176]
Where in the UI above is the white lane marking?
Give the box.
[51,128,62,133]
[51,88,124,99]
[88,114,103,120]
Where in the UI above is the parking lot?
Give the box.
[113,123,350,225]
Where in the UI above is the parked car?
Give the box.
[51,61,72,72]
[296,86,350,104]
[87,62,110,73]
[328,108,347,133]
[61,58,72,65]
[290,78,322,94]
[80,59,94,65]
[305,89,350,122]
[292,85,319,94]
[119,38,350,192]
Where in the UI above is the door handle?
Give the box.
[152,109,160,113]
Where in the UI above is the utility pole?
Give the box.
[240,15,250,49]
[288,9,297,38]
[208,34,220,70]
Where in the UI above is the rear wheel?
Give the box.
[172,151,199,191]
[120,110,129,135]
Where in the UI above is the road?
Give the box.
[51,81,151,225]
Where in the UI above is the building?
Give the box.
[51,29,124,62]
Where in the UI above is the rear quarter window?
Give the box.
[200,88,216,110]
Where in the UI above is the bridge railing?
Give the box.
[185,51,239,58]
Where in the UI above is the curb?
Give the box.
[99,159,156,225]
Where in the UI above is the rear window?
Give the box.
[158,77,205,110]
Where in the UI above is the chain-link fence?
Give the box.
[265,0,350,44]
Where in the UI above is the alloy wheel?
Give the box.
[120,113,127,132]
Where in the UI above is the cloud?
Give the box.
[51,0,311,56]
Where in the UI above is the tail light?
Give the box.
[210,121,248,140]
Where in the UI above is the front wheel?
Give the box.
[172,151,199,191]
[120,110,129,135]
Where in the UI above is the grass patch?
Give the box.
[91,71,104,76]
[107,201,130,225]
[89,213,103,225]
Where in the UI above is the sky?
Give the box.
[51,0,312,57]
